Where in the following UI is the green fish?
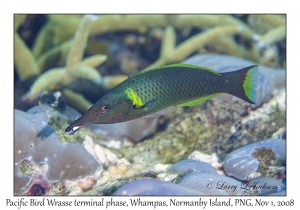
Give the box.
[65,64,258,135]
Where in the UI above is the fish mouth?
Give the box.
[65,111,98,135]
[65,125,82,135]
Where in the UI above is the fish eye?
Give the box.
[101,105,108,113]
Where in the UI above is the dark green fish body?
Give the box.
[66,64,258,135]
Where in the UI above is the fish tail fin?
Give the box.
[222,65,258,104]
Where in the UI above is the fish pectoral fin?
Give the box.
[133,99,156,109]
[177,93,220,107]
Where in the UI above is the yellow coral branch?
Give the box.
[102,75,128,89]
[160,25,176,59]
[169,15,255,33]
[146,25,256,70]
[30,68,65,95]
[173,26,253,61]
[81,55,107,68]
[32,22,50,58]
[26,15,105,101]
[14,14,27,30]
[63,89,92,113]
[208,36,246,58]
[89,15,167,35]
[67,65,101,84]
[252,14,285,27]
[259,25,286,46]
[14,33,40,81]
[66,15,93,68]
[32,15,258,58]
[37,40,72,72]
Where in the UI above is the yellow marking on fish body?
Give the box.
[125,87,144,108]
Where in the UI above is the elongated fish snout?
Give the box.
[65,110,98,135]
[65,125,82,135]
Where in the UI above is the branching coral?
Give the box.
[145,25,258,70]
[32,14,257,57]
[101,75,128,89]
[251,14,285,27]
[257,25,286,47]
[14,15,40,81]
[14,14,27,30]
[17,14,285,112]
[66,15,93,68]
[22,15,106,104]
[14,14,286,196]
[37,40,72,72]
[14,33,40,81]
[62,89,93,113]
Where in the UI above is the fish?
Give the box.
[65,64,258,135]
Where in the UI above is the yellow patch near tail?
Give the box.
[125,87,144,108]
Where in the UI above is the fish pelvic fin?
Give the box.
[223,65,258,104]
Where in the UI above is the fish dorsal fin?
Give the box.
[129,67,140,77]
[177,93,220,107]
[141,64,221,76]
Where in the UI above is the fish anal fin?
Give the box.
[129,67,140,77]
[177,93,220,107]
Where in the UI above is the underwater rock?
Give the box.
[223,139,286,181]
[27,92,83,137]
[25,178,50,196]
[90,118,158,143]
[90,108,170,143]
[188,151,223,174]
[83,135,127,167]
[14,109,100,195]
[178,172,244,195]
[268,190,286,196]
[117,89,285,168]
[113,178,204,195]
[14,174,32,196]
[183,54,285,107]
[27,103,106,145]
[169,159,217,174]
[246,177,285,195]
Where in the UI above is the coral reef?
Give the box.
[146,25,256,70]
[14,15,40,81]
[20,15,106,113]
[15,14,286,112]
[14,14,286,196]
[117,89,285,166]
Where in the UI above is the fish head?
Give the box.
[91,96,134,124]
[65,96,133,135]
